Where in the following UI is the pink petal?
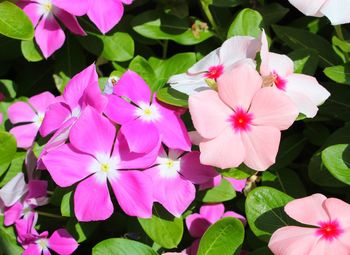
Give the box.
[268,226,318,255]
[74,175,114,221]
[284,193,329,226]
[0,173,27,207]
[48,229,79,255]
[82,83,108,113]
[223,211,246,225]
[199,175,222,190]
[114,70,152,104]
[10,123,38,148]
[323,198,350,228]
[225,177,247,192]
[120,118,160,153]
[63,64,98,108]
[189,90,232,139]
[180,151,218,184]
[114,133,159,169]
[199,204,225,223]
[104,95,137,124]
[121,0,133,4]
[53,8,86,35]
[35,15,65,58]
[260,52,294,78]
[110,170,153,218]
[186,213,211,238]
[69,107,115,156]
[146,168,195,217]
[27,180,47,200]
[39,102,71,137]
[52,0,90,16]
[241,126,280,171]
[288,0,327,16]
[249,87,298,130]
[28,92,55,113]
[19,2,42,27]
[154,99,191,151]
[41,144,96,187]
[217,62,262,111]
[310,237,350,255]
[4,202,23,226]
[23,244,42,255]
[320,0,350,25]
[8,102,36,124]
[199,127,245,169]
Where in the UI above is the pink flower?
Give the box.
[189,63,298,170]
[8,91,55,148]
[42,106,157,221]
[185,203,246,255]
[260,31,330,118]
[269,194,350,255]
[144,147,218,217]
[87,0,133,34]
[16,214,78,255]
[169,36,260,95]
[288,0,350,25]
[19,0,89,58]
[104,70,191,154]
[39,64,107,155]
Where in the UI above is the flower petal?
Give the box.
[186,213,211,238]
[188,50,219,74]
[169,73,210,96]
[217,62,262,111]
[48,229,79,255]
[104,95,137,124]
[23,244,42,255]
[320,0,350,25]
[8,102,36,124]
[241,126,281,171]
[52,0,90,16]
[74,175,114,221]
[288,0,327,16]
[0,173,27,207]
[28,92,55,113]
[189,90,232,139]
[10,123,38,148]
[260,52,294,78]
[4,202,23,226]
[39,102,71,137]
[323,197,350,228]
[53,8,86,35]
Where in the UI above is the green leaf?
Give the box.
[324,64,350,85]
[288,49,319,75]
[60,190,74,217]
[66,219,99,243]
[132,11,213,45]
[99,32,135,62]
[227,8,263,38]
[0,152,25,187]
[322,144,350,185]
[332,35,350,52]
[53,72,70,94]
[245,187,293,242]
[21,39,43,62]
[0,1,34,40]
[0,79,16,99]
[156,87,188,107]
[129,56,156,90]
[138,205,183,249]
[197,217,244,255]
[272,25,341,68]
[221,165,254,180]
[92,238,157,255]
[257,3,289,26]
[0,131,17,170]
[201,178,236,203]
[0,216,23,255]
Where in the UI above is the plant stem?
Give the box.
[37,211,67,220]
[162,40,168,59]
[335,25,349,61]
[199,0,224,41]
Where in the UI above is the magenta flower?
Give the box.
[269,194,350,255]
[42,106,156,221]
[105,70,191,154]
[87,0,133,34]
[8,91,55,148]
[144,147,218,217]
[189,63,298,170]
[16,214,78,255]
[19,0,89,58]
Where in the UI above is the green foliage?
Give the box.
[92,238,157,255]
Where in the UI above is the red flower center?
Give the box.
[316,220,343,241]
[272,71,287,91]
[229,108,253,132]
[205,65,224,79]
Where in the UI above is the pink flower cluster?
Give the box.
[18,0,133,58]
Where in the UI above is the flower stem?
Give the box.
[335,25,349,61]
[37,211,67,220]
[199,0,224,41]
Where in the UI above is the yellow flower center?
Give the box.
[100,163,110,173]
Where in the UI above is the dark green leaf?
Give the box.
[92,238,157,255]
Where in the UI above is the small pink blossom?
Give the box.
[104,70,191,154]
[288,0,350,25]
[8,91,55,148]
[18,0,89,58]
[269,194,350,255]
[260,31,330,118]
[189,62,298,170]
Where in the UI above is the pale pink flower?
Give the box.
[104,70,191,154]
[87,0,133,34]
[42,106,157,221]
[144,147,218,217]
[18,0,89,58]
[8,91,55,148]
[288,0,350,25]
[269,194,350,255]
[260,31,330,118]
[169,36,260,95]
[189,63,298,170]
